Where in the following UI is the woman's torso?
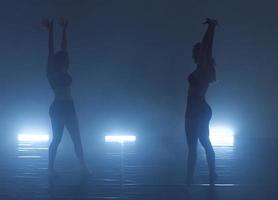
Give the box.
[47,72,73,101]
[186,70,211,119]
[187,71,209,98]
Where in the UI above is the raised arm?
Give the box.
[59,17,68,51]
[198,18,217,68]
[42,19,54,67]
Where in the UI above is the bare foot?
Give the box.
[209,173,218,186]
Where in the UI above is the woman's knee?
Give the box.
[200,138,214,153]
[51,135,62,146]
[188,143,197,153]
[66,115,80,133]
[73,139,83,150]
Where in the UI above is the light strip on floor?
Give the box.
[196,183,239,187]
[17,155,41,159]
[17,134,49,142]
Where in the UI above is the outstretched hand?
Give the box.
[203,18,218,26]
[59,17,68,29]
[42,18,53,31]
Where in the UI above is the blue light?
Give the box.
[209,126,235,147]
[105,135,136,143]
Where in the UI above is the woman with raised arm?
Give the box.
[185,18,218,186]
[42,18,90,178]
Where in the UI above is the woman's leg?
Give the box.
[65,106,87,170]
[49,115,64,173]
[199,123,216,184]
[185,119,198,185]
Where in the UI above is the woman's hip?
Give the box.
[185,103,212,120]
[49,100,76,119]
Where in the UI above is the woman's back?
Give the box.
[47,71,73,101]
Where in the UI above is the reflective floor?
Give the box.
[1,137,278,199]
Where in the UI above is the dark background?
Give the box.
[0,0,277,141]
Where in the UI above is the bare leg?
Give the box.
[49,117,64,173]
[185,119,198,185]
[199,125,216,184]
[65,111,88,171]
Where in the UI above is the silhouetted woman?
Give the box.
[42,18,89,177]
[185,18,218,185]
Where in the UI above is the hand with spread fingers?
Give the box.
[203,18,218,26]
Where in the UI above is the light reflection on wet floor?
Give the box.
[0,138,278,199]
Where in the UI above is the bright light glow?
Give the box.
[17,134,49,142]
[105,135,136,143]
[209,126,234,147]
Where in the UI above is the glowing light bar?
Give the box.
[17,155,41,159]
[105,135,136,143]
[17,134,49,142]
[196,183,239,187]
[209,126,234,147]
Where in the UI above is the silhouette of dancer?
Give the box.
[185,18,218,186]
[42,18,90,178]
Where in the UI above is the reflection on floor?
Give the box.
[0,137,277,199]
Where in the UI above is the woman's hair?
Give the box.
[53,50,69,72]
